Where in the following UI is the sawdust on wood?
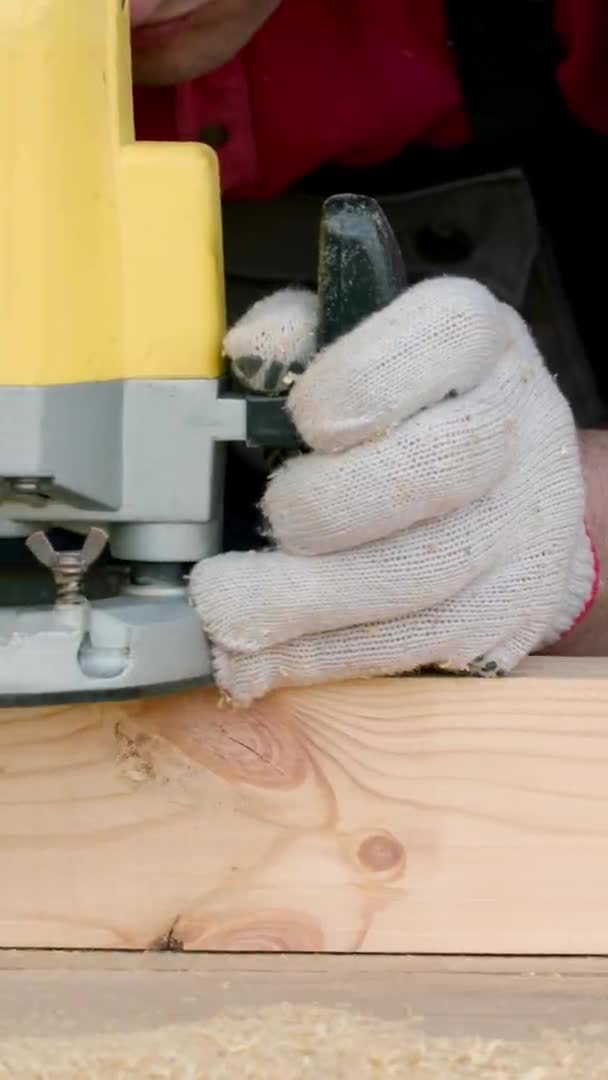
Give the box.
[0,1005,606,1078]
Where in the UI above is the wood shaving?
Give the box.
[0,1005,607,1078]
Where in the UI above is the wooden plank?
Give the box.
[1,656,608,952]
[0,956,606,1040]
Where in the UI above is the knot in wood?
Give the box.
[357,831,406,879]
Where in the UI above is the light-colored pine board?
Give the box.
[0,955,606,1040]
[1,656,608,952]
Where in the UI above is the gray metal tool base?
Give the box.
[0,593,213,707]
[0,675,212,707]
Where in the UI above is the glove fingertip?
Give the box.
[224,288,318,376]
[210,645,266,708]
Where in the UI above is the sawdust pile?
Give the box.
[0,1005,606,1078]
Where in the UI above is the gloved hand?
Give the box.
[190,277,597,704]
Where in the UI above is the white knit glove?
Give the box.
[190,277,597,704]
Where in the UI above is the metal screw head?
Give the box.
[12,479,41,496]
[26,527,108,570]
[5,477,50,508]
[26,527,109,605]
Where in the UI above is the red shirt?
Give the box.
[134,0,608,200]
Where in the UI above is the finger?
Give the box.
[288,276,508,452]
[210,567,544,705]
[264,345,521,555]
[224,288,318,394]
[189,493,513,652]
[466,625,548,678]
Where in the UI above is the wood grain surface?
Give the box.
[0,657,607,952]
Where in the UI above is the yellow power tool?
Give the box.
[0,0,405,705]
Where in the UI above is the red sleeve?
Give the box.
[555,0,608,135]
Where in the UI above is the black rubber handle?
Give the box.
[244,194,406,448]
[316,193,407,349]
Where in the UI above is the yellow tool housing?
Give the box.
[0,0,226,385]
